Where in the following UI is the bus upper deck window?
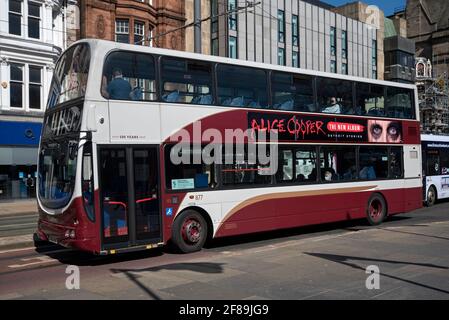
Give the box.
[316,77,353,115]
[102,51,156,101]
[217,64,268,109]
[161,57,213,105]
[386,87,414,119]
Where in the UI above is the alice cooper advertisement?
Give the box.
[248,112,403,143]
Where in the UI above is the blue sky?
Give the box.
[323,0,406,16]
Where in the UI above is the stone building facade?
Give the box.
[406,0,449,78]
[76,0,186,50]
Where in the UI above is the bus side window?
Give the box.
[217,64,268,109]
[271,72,315,112]
[161,57,213,105]
[165,145,217,190]
[82,142,95,221]
[386,87,414,119]
[389,147,403,179]
[316,77,353,115]
[359,147,388,180]
[102,51,156,101]
[319,146,357,182]
[356,83,385,117]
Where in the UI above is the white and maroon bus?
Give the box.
[35,39,422,254]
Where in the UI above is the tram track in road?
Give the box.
[0,212,38,238]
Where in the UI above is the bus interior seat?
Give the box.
[164,90,180,102]
[130,87,143,100]
[230,96,244,106]
[279,99,294,110]
[191,95,201,104]
[248,100,261,108]
[199,94,212,105]
[221,97,232,106]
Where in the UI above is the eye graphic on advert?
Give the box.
[367,119,402,143]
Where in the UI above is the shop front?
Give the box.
[0,120,42,200]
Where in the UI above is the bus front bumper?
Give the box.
[37,219,95,251]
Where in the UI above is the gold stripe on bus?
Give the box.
[220,185,378,226]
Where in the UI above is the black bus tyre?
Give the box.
[172,210,208,253]
[366,194,387,226]
[426,186,437,207]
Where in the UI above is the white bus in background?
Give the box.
[422,134,449,206]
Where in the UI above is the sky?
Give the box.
[323,0,406,17]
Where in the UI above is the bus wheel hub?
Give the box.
[182,219,202,243]
[369,200,382,220]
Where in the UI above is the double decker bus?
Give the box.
[422,134,449,206]
[35,39,422,255]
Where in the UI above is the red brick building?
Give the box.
[77,0,186,50]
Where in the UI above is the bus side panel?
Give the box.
[402,186,423,212]
[214,186,422,238]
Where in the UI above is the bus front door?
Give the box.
[99,146,161,250]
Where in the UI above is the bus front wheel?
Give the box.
[366,194,387,226]
[172,210,208,253]
[426,186,437,207]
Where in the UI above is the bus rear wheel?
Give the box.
[366,194,387,226]
[172,210,208,253]
[426,186,437,207]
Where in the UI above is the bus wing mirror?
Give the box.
[86,104,98,132]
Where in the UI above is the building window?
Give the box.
[292,15,299,46]
[342,30,347,59]
[134,21,144,45]
[372,39,377,79]
[148,27,153,47]
[330,60,336,73]
[212,38,219,56]
[330,27,336,56]
[28,1,40,39]
[29,66,42,109]
[10,63,24,108]
[9,0,22,36]
[228,0,237,31]
[211,0,218,34]
[278,48,285,66]
[278,10,285,43]
[115,19,129,43]
[292,51,299,68]
[342,63,348,75]
[229,36,237,58]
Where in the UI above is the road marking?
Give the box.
[0,222,37,230]
[0,215,36,221]
[8,256,57,268]
[0,246,36,255]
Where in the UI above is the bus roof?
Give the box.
[421,134,449,142]
[71,38,416,90]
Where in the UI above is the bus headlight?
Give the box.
[65,229,76,239]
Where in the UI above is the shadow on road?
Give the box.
[206,215,411,250]
[36,246,165,266]
[34,214,416,266]
[304,252,449,295]
[109,262,225,300]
